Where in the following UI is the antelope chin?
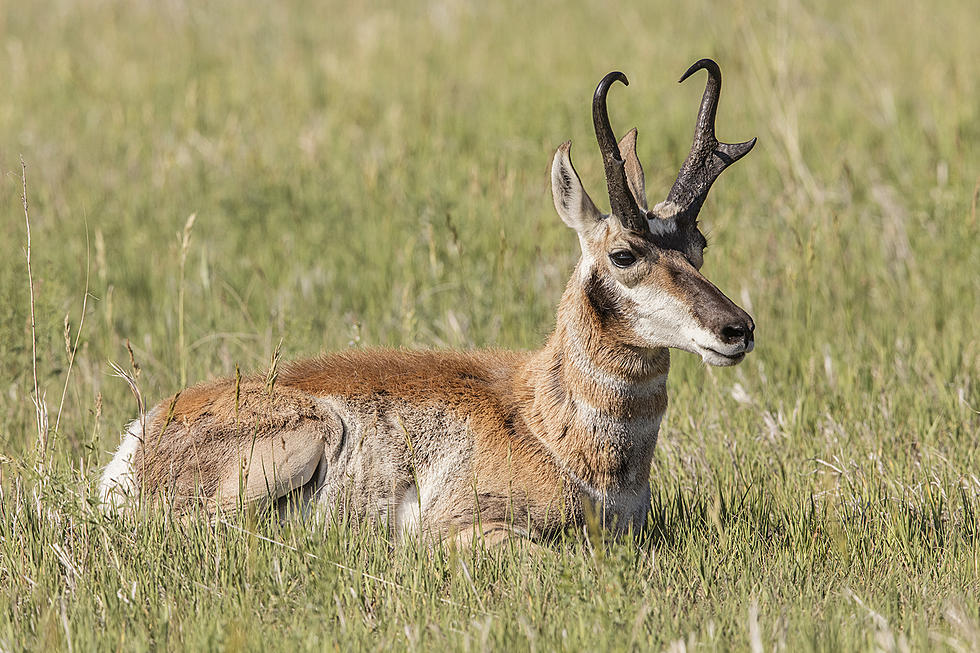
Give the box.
[693,341,751,367]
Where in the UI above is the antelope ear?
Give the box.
[618,128,648,211]
[552,141,602,234]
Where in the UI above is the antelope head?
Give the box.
[552,60,756,366]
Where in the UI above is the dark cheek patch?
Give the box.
[583,271,622,325]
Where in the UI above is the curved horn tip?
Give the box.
[678,58,721,84]
[596,71,629,93]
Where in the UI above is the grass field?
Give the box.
[2,0,979,650]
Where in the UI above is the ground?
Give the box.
[1,0,978,650]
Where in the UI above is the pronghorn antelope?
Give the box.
[100,60,756,546]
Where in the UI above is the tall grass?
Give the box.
[1,0,978,649]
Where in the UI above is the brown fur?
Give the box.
[118,270,669,538]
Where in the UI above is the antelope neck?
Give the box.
[520,280,670,492]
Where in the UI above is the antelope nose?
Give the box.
[721,319,754,347]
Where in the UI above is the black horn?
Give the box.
[660,59,756,223]
[593,72,649,233]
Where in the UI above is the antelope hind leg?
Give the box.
[212,420,328,514]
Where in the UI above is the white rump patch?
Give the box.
[98,418,145,510]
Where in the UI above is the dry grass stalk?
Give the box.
[264,338,283,397]
[109,360,146,444]
[21,157,48,463]
[54,228,91,436]
[178,213,197,387]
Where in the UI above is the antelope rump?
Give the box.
[100,60,756,547]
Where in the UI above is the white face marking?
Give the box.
[574,220,612,282]
[619,282,747,367]
[576,239,598,279]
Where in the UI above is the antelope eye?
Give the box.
[608,250,637,268]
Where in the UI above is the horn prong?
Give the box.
[717,137,757,164]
